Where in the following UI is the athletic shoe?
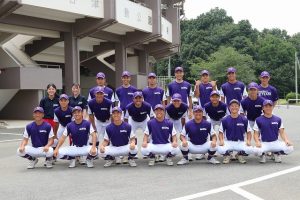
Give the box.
[122,156,128,164]
[69,159,76,168]
[223,156,231,164]
[128,159,137,167]
[134,155,139,159]
[237,155,246,164]
[86,159,94,168]
[195,154,205,160]
[188,154,193,161]
[259,155,266,163]
[27,158,38,169]
[155,155,160,163]
[104,160,114,168]
[159,155,166,162]
[79,156,86,165]
[148,158,155,166]
[177,158,189,165]
[208,157,220,165]
[166,158,173,166]
[274,154,282,163]
[115,157,122,165]
[45,159,53,169]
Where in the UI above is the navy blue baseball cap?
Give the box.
[72,106,82,113]
[200,70,209,76]
[193,105,204,112]
[133,91,143,98]
[33,107,44,113]
[96,72,105,79]
[59,94,69,100]
[260,71,270,78]
[112,107,122,113]
[175,66,184,72]
[263,100,274,106]
[154,104,165,111]
[210,91,220,97]
[148,72,157,78]
[227,67,236,74]
[229,99,240,105]
[94,86,105,94]
[122,71,131,77]
[248,82,259,90]
[171,93,182,101]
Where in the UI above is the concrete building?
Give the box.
[0,0,184,119]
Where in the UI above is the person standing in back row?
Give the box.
[258,71,279,105]
[88,72,115,102]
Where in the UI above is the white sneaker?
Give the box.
[122,156,128,164]
[188,154,193,161]
[274,154,282,163]
[115,157,122,165]
[104,160,114,168]
[128,159,137,167]
[259,155,266,163]
[45,159,53,168]
[177,158,189,165]
[208,157,220,165]
[237,155,247,164]
[195,154,205,160]
[86,159,94,168]
[166,158,173,166]
[79,156,86,165]
[159,155,166,162]
[69,159,76,168]
[27,158,38,169]
[155,155,160,163]
[223,156,231,164]
[148,158,155,166]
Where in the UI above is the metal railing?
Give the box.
[286,99,300,108]
[156,76,174,90]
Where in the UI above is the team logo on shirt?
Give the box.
[140,112,147,115]
[181,87,188,90]
[217,110,224,113]
[236,123,244,126]
[259,91,271,96]
[79,128,86,131]
[234,87,241,91]
[39,130,47,133]
[200,128,207,131]
[128,92,134,96]
[65,115,72,118]
[178,112,183,115]
[104,94,108,97]
[271,122,279,125]
[162,126,169,130]
[120,130,127,133]
[78,102,83,105]
[101,108,108,110]
[206,86,212,90]
[154,92,161,95]
[255,105,262,108]
[53,104,59,107]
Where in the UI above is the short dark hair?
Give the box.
[72,83,80,88]
[46,83,57,90]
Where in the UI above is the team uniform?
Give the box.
[53,106,73,146]
[141,118,180,159]
[17,121,54,168]
[204,101,228,133]
[88,86,115,102]
[142,86,166,109]
[165,102,188,133]
[69,95,88,110]
[124,101,154,133]
[196,83,214,108]
[56,120,96,164]
[218,115,254,156]
[39,95,59,128]
[88,97,112,144]
[220,81,247,105]
[179,119,218,164]
[115,85,137,112]
[258,85,279,102]
[166,80,192,105]
[99,122,138,161]
[253,115,293,157]
[240,96,264,129]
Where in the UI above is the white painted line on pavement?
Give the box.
[231,187,264,200]
[0,139,22,143]
[171,165,300,200]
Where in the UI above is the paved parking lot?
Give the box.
[0,105,299,200]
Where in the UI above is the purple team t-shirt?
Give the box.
[221,81,246,105]
[204,102,227,121]
[254,115,282,142]
[142,87,164,109]
[125,101,152,122]
[198,83,213,107]
[241,96,264,121]
[54,106,73,127]
[105,122,132,147]
[146,118,174,144]
[258,85,279,102]
[167,81,191,104]
[24,122,52,148]
[65,120,92,147]
[166,103,188,120]
[220,115,249,141]
[115,85,137,111]
[88,98,112,122]
[89,86,114,101]
[184,119,212,145]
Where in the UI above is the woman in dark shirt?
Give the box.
[68,83,88,119]
[39,83,59,128]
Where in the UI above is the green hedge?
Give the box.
[285,92,300,103]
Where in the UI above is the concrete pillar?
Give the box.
[138,50,149,75]
[64,30,80,95]
[165,7,180,46]
[115,41,127,87]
